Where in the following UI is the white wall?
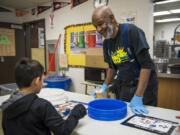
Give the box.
[154,22,180,44]
[1,0,154,93]
[109,0,154,55]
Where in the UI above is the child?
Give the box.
[1,58,86,135]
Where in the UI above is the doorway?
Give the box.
[0,19,46,84]
[0,22,26,84]
[24,19,47,70]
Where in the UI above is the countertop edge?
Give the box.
[157,73,180,79]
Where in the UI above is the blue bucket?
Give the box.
[44,75,71,90]
[88,99,127,121]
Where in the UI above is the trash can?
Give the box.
[44,75,71,91]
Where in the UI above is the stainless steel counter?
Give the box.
[157,73,180,79]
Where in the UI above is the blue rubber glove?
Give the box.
[100,83,108,94]
[92,83,107,98]
[130,95,149,115]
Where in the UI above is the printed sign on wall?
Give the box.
[65,23,98,66]
[0,28,16,56]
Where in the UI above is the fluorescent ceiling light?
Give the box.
[155,18,180,23]
[153,11,170,16]
[154,0,180,5]
[170,9,180,13]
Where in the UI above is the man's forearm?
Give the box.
[104,68,115,85]
[135,68,151,96]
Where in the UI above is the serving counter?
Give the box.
[158,73,180,79]
[157,73,180,110]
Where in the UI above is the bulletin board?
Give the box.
[65,23,103,67]
[0,28,16,56]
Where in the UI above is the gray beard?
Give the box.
[105,24,114,39]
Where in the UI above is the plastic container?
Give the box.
[87,32,96,48]
[154,58,168,73]
[44,75,71,90]
[78,32,85,48]
[88,99,127,121]
[96,32,103,47]
[168,63,180,74]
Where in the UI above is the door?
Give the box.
[24,19,47,70]
[0,22,26,84]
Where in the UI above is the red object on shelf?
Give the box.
[87,33,96,48]
[47,34,61,72]
[48,53,55,71]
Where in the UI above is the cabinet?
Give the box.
[157,77,180,110]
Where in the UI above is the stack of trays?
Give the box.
[88,99,127,121]
[38,88,68,105]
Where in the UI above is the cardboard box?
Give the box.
[86,48,103,56]
[85,55,108,68]
[85,48,108,68]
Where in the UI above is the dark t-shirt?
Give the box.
[103,23,149,70]
[103,24,158,105]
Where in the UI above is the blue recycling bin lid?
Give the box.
[44,75,71,90]
[88,99,127,121]
[44,75,69,82]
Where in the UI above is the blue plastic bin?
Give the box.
[44,75,71,91]
[88,99,127,121]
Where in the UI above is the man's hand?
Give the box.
[130,95,149,115]
[100,83,108,94]
[92,83,107,98]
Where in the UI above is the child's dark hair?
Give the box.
[15,58,44,89]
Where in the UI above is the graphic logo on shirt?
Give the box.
[111,48,129,64]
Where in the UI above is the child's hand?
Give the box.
[70,104,87,119]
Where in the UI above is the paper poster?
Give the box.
[31,48,45,67]
[65,23,96,66]
[0,28,16,56]
[54,100,87,117]
[122,115,178,135]
[38,28,45,48]
[59,54,68,68]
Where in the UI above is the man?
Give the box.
[92,6,158,115]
